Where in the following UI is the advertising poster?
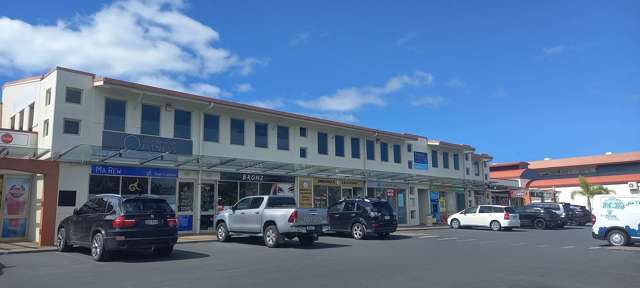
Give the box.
[2,177,31,238]
[298,177,313,208]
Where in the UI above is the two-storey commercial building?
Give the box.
[1,67,492,245]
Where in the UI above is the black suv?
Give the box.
[56,194,178,261]
[569,204,592,226]
[327,198,397,239]
[514,205,563,229]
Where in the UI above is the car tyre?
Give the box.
[91,232,109,262]
[298,235,315,246]
[607,229,629,247]
[534,219,546,230]
[450,219,461,229]
[217,222,230,242]
[153,245,174,257]
[56,227,71,252]
[352,223,366,240]
[490,220,502,231]
[264,225,282,248]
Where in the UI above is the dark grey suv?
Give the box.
[328,198,397,239]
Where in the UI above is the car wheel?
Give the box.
[450,219,461,229]
[534,219,546,230]
[298,235,315,246]
[352,223,366,240]
[490,220,502,231]
[216,222,230,242]
[56,227,71,252]
[91,232,109,262]
[607,230,629,247]
[153,245,174,257]
[264,225,282,248]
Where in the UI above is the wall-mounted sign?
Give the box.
[102,131,193,155]
[0,130,34,147]
[313,178,364,187]
[91,165,178,178]
[298,177,313,208]
[414,152,428,170]
[220,172,294,183]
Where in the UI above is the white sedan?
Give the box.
[447,205,520,231]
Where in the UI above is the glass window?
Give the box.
[121,177,148,195]
[218,181,238,208]
[123,199,174,214]
[479,206,492,213]
[250,197,264,209]
[432,150,439,168]
[230,118,245,145]
[313,185,328,208]
[150,178,176,211]
[408,161,413,169]
[277,125,289,150]
[407,144,412,152]
[266,197,296,208]
[10,116,15,130]
[453,154,460,170]
[239,182,259,198]
[351,137,360,159]
[18,109,24,130]
[380,142,389,162]
[178,182,194,212]
[203,114,219,142]
[65,87,82,104]
[464,206,478,214]
[235,198,252,210]
[43,119,49,137]
[492,206,506,213]
[443,152,450,169]
[343,201,355,212]
[141,104,160,135]
[328,186,341,207]
[299,127,307,137]
[474,161,480,176]
[104,98,126,132]
[92,197,109,214]
[28,104,34,131]
[328,202,345,213]
[366,140,375,160]
[89,175,120,195]
[63,118,81,135]
[335,135,345,157]
[259,183,275,196]
[393,144,401,164]
[317,132,328,155]
[105,197,119,214]
[58,190,77,207]
[255,122,268,148]
[45,88,51,106]
[465,154,469,161]
[466,167,470,175]
[174,109,191,139]
[78,199,101,215]
[300,147,307,158]
[200,183,215,212]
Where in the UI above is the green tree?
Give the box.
[571,176,614,211]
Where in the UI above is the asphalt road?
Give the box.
[1,226,639,288]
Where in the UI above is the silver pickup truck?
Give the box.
[214,196,328,247]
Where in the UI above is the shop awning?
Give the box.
[0,145,51,160]
[56,144,481,187]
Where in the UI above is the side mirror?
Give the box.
[231,205,237,212]
[73,208,79,216]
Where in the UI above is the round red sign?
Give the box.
[1,133,13,144]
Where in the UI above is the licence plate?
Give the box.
[145,219,159,225]
[306,226,316,231]
[384,216,390,220]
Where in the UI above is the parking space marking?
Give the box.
[588,247,602,250]
[511,242,528,246]
[536,244,550,248]
[561,246,575,249]
[418,235,440,239]
[437,237,457,241]
[456,239,476,242]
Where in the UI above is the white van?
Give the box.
[591,195,640,246]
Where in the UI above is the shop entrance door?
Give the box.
[430,192,440,224]
[199,183,216,233]
[396,190,407,224]
[177,181,195,234]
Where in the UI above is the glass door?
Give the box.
[177,181,195,233]
[199,183,216,233]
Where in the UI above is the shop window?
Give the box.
[218,181,238,208]
[200,183,215,212]
[203,114,220,142]
[351,137,360,159]
[393,144,401,164]
[65,87,82,104]
[178,182,194,212]
[317,132,328,155]
[141,104,161,136]
[335,135,345,157]
[150,178,176,210]
[277,125,289,150]
[230,118,245,145]
[45,88,52,106]
[453,154,460,170]
[431,150,439,168]
[299,127,307,137]
[89,175,120,195]
[443,152,450,169]
[174,109,191,139]
[255,122,268,148]
[200,215,214,231]
[328,186,341,207]
[380,142,389,162]
[313,185,328,208]
[58,190,76,207]
[300,147,307,158]
[240,182,259,198]
[121,177,149,195]
[63,118,81,135]
[366,140,375,160]
[104,98,126,132]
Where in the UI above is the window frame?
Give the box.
[277,125,289,151]
[62,118,81,135]
[317,132,328,155]
[45,88,52,106]
[380,142,389,162]
[65,87,83,104]
[141,103,161,136]
[334,135,345,157]
[254,122,269,148]
[393,144,401,164]
[431,150,439,168]
[173,109,192,139]
[43,119,49,137]
[350,137,361,159]
[299,127,307,138]
[230,118,245,146]
[299,147,308,158]
[203,113,220,142]
[453,153,460,170]
[104,98,127,132]
[443,151,450,169]
[366,139,375,160]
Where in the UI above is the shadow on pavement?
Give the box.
[226,236,351,249]
[72,248,210,263]
[324,232,413,240]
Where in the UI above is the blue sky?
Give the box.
[1,0,638,162]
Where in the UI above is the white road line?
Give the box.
[437,237,458,241]
[456,239,476,242]
[536,244,550,248]
[418,235,440,239]
[561,246,575,249]
[511,242,528,246]
[588,247,602,250]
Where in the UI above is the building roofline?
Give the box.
[527,151,640,170]
[2,75,44,88]
[427,139,476,151]
[490,162,529,168]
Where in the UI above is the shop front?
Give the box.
[428,185,465,225]
[217,172,295,211]
[312,178,365,208]
[366,181,408,225]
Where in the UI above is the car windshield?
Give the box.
[371,202,394,216]
[123,199,174,214]
[266,197,296,208]
[504,207,516,213]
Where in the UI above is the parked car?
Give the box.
[56,194,178,261]
[215,196,328,248]
[514,205,563,229]
[529,202,573,227]
[327,198,398,239]
[591,195,640,246]
[447,205,520,231]
[569,204,592,226]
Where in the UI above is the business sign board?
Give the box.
[0,130,35,148]
[91,165,178,178]
[414,151,428,170]
[102,131,193,155]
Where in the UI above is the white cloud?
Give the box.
[235,83,253,93]
[396,32,417,47]
[543,45,568,55]
[289,32,311,46]
[136,74,230,98]
[445,78,466,89]
[248,99,285,109]
[0,0,259,96]
[296,71,433,112]
[305,113,358,123]
[410,96,446,108]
